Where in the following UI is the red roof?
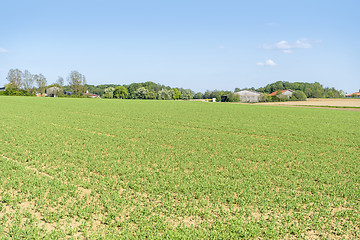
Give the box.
[84,93,99,97]
[346,92,360,97]
[269,89,291,96]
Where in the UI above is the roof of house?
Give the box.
[235,90,261,95]
[269,89,293,96]
[84,93,99,97]
[346,92,360,97]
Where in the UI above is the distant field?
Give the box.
[257,98,360,110]
[0,97,359,239]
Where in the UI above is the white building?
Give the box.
[235,90,262,103]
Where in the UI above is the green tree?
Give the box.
[104,87,115,98]
[259,93,271,102]
[6,69,23,90]
[146,91,157,99]
[180,89,193,100]
[172,88,181,100]
[193,92,203,99]
[311,89,322,98]
[339,90,346,98]
[127,83,142,98]
[292,90,307,101]
[67,71,87,95]
[35,74,47,94]
[3,83,29,96]
[210,90,225,102]
[257,87,265,93]
[22,70,35,94]
[113,86,129,99]
[134,87,149,99]
[203,90,212,99]
[157,89,171,100]
[227,93,240,102]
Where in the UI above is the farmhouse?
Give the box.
[235,90,261,103]
[346,90,360,98]
[84,92,100,98]
[46,86,62,97]
[269,89,294,98]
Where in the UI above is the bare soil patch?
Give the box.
[256,98,360,111]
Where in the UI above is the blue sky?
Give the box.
[0,0,359,93]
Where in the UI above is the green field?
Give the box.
[0,96,359,239]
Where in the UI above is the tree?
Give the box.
[339,90,346,98]
[146,91,157,99]
[172,88,181,100]
[181,89,193,100]
[67,71,87,95]
[210,90,225,102]
[227,93,240,102]
[35,74,47,94]
[57,76,64,87]
[134,87,149,99]
[113,86,129,99]
[104,87,115,98]
[22,70,35,94]
[127,83,142,98]
[193,92,203,99]
[6,69,23,90]
[259,93,271,102]
[203,90,212,99]
[37,73,47,93]
[2,83,29,96]
[292,90,307,101]
[157,89,171,100]
[311,89,322,98]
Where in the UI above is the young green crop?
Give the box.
[0,96,359,239]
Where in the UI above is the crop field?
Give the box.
[0,96,359,239]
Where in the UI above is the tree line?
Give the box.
[2,69,88,97]
[236,81,346,99]
[87,82,195,100]
[2,69,346,101]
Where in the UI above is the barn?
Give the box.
[235,90,261,103]
[46,87,62,97]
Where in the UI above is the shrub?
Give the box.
[227,93,241,102]
[292,90,307,101]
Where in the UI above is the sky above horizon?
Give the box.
[0,0,359,93]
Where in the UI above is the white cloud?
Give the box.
[262,39,317,53]
[294,39,312,49]
[218,46,225,49]
[256,59,277,67]
[0,48,8,53]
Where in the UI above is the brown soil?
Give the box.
[256,98,360,111]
